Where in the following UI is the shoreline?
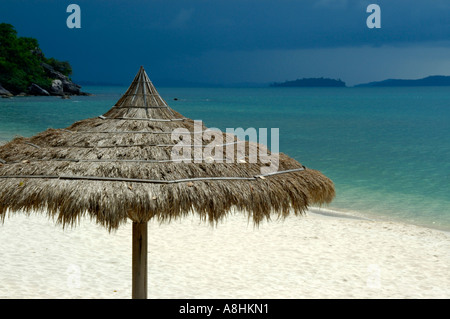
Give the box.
[1,92,92,99]
[0,133,447,232]
[0,209,448,299]
[309,206,375,221]
[310,206,450,234]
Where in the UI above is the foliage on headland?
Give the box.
[0,23,84,96]
[270,77,346,87]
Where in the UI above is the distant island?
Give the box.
[0,23,88,97]
[270,77,346,87]
[356,75,450,87]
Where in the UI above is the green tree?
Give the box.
[0,23,72,93]
[45,57,72,77]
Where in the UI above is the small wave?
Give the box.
[308,206,375,221]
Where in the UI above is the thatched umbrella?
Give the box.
[0,66,334,299]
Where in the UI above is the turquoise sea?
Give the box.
[1,86,449,231]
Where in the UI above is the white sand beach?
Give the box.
[0,208,449,299]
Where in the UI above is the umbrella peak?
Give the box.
[102,67,177,121]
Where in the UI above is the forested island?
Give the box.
[356,75,450,87]
[0,23,88,97]
[270,77,346,87]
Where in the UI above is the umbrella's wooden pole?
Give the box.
[132,221,148,299]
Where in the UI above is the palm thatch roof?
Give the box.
[0,66,335,231]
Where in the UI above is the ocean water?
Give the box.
[1,86,449,231]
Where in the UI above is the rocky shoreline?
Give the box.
[0,62,90,98]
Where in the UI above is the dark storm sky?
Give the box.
[1,0,450,86]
